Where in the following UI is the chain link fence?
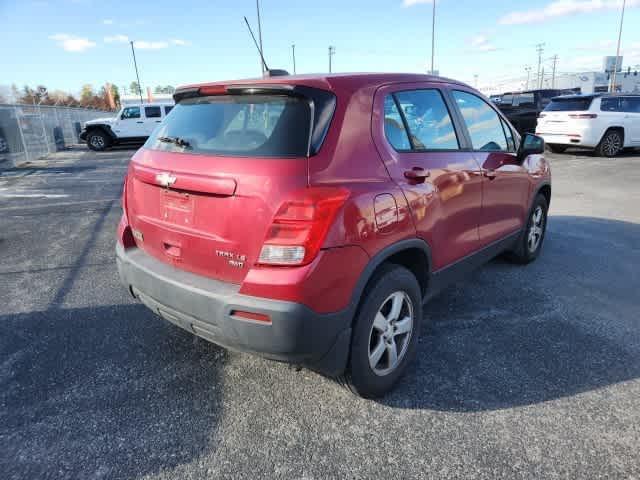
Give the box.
[0,104,113,167]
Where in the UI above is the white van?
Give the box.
[536,94,640,157]
[80,102,174,151]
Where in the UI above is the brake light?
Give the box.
[121,174,128,219]
[258,187,350,266]
[569,114,598,119]
[198,85,227,96]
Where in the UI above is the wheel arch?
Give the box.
[86,124,117,140]
[601,125,625,143]
[349,239,432,321]
[535,182,552,209]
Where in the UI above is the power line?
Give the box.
[129,41,143,105]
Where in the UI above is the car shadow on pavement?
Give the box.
[0,304,227,480]
[381,215,640,411]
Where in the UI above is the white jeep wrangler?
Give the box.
[80,102,174,151]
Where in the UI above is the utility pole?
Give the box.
[525,66,532,90]
[328,45,335,73]
[256,0,264,74]
[129,41,144,105]
[535,43,545,89]
[431,0,436,74]
[540,67,545,88]
[610,0,626,92]
[291,44,296,74]
[551,55,558,88]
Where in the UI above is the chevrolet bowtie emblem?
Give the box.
[156,172,176,187]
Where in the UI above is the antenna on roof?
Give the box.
[244,16,269,73]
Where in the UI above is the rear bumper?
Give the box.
[536,131,600,148]
[116,243,352,376]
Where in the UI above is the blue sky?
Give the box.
[1,0,640,95]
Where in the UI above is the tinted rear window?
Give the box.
[544,97,594,111]
[145,95,311,157]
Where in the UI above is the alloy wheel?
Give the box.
[368,291,414,376]
[90,135,105,149]
[527,206,544,253]
[602,133,622,157]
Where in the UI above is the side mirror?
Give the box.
[518,133,544,162]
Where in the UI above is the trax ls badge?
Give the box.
[156,172,177,188]
[216,250,247,269]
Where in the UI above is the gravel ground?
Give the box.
[1,146,639,479]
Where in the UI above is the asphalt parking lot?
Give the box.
[1,146,639,479]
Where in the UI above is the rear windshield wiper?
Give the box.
[158,136,191,148]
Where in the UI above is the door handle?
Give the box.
[483,170,497,179]
[404,167,430,182]
[136,121,144,124]
[155,120,161,123]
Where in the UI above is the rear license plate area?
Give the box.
[161,189,195,226]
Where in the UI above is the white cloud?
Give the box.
[499,0,639,25]
[170,38,190,46]
[134,40,169,50]
[402,0,432,6]
[102,19,114,25]
[104,34,129,43]
[469,34,498,52]
[49,33,96,52]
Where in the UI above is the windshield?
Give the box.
[544,97,594,112]
[145,95,311,157]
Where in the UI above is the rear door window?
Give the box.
[145,95,312,157]
[145,106,162,118]
[392,89,459,150]
[383,96,411,150]
[452,90,508,152]
[620,97,640,113]
[164,105,173,115]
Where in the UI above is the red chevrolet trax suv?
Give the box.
[116,73,550,398]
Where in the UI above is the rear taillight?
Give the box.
[569,114,598,119]
[257,187,350,266]
[121,174,128,219]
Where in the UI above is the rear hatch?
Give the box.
[125,85,335,284]
[538,96,595,134]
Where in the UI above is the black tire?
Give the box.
[547,144,568,154]
[87,130,110,151]
[343,264,423,398]
[595,129,623,157]
[0,135,8,153]
[505,194,548,264]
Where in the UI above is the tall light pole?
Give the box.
[328,45,335,73]
[256,0,264,74]
[292,44,296,74]
[430,0,436,74]
[525,66,532,90]
[610,0,626,92]
[535,43,545,89]
[129,41,143,105]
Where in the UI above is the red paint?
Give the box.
[121,73,551,313]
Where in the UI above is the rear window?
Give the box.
[544,97,594,112]
[145,95,311,157]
